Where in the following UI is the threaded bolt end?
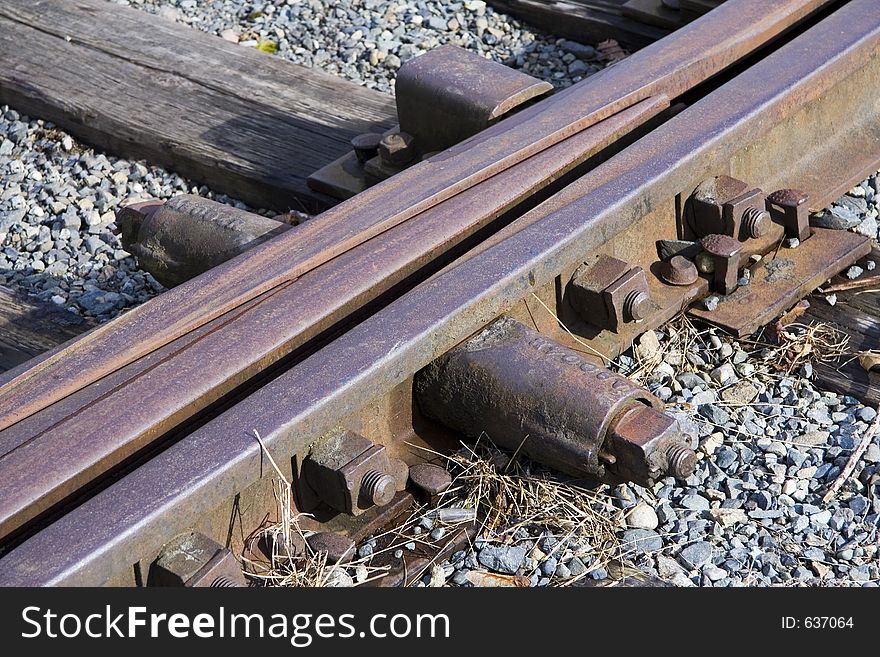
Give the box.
[665,443,697,479]
[210,576,244,588]
[361,470,396,507]
[742,206,770,238]
[623,290,650,321]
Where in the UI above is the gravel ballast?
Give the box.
[334,320,879,588]
[111,0,603,92]
[0,107,247,321]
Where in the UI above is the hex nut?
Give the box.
[378,132,416,166]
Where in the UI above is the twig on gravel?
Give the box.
[822,406,880,504]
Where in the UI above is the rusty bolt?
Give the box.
[741,206,770,238]
[623,289,651,321]
[351,132,383,164]
[766,188,811,242]
[151,533,247,587]
[700,234,743,295]
[210,576,245,587]
[664,443,697,479]
[360,469,397,506]
[659,255,699,286]
[378,131,416,167]
[303,429,407,515]
[306,532,356,564]
[408,463,453,496]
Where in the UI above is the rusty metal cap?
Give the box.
[115,198,164,245]
[659,255,699,286]
[700,233,743,258]
[408,463,453,496]
[766,188,809,207]
[306,532,356,564]
[351,132,383,163]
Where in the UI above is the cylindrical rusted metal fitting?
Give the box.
[415,317,692,483]
[116,195,292,288]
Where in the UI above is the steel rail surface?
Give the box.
[0,98,667,541]
[0,0,831,432]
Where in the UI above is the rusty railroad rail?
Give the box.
[0,0,878,586]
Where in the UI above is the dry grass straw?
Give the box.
[765,321,849,375]
[627,311,849,386]
[241,480,331,587]
[626,314,706,385]
[241,477,398,587]
[443,439,623,584]
[241,431,389,587]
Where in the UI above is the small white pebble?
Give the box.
[826,293,838,306]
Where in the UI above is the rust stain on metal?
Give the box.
[660,255,699,285]
[690,228,872,336]
[2,0,875,583]
[415,318,694,484]
[0,0,829,434]
[0,96,668,544]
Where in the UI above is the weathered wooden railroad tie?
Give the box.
[0,0,878,586]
